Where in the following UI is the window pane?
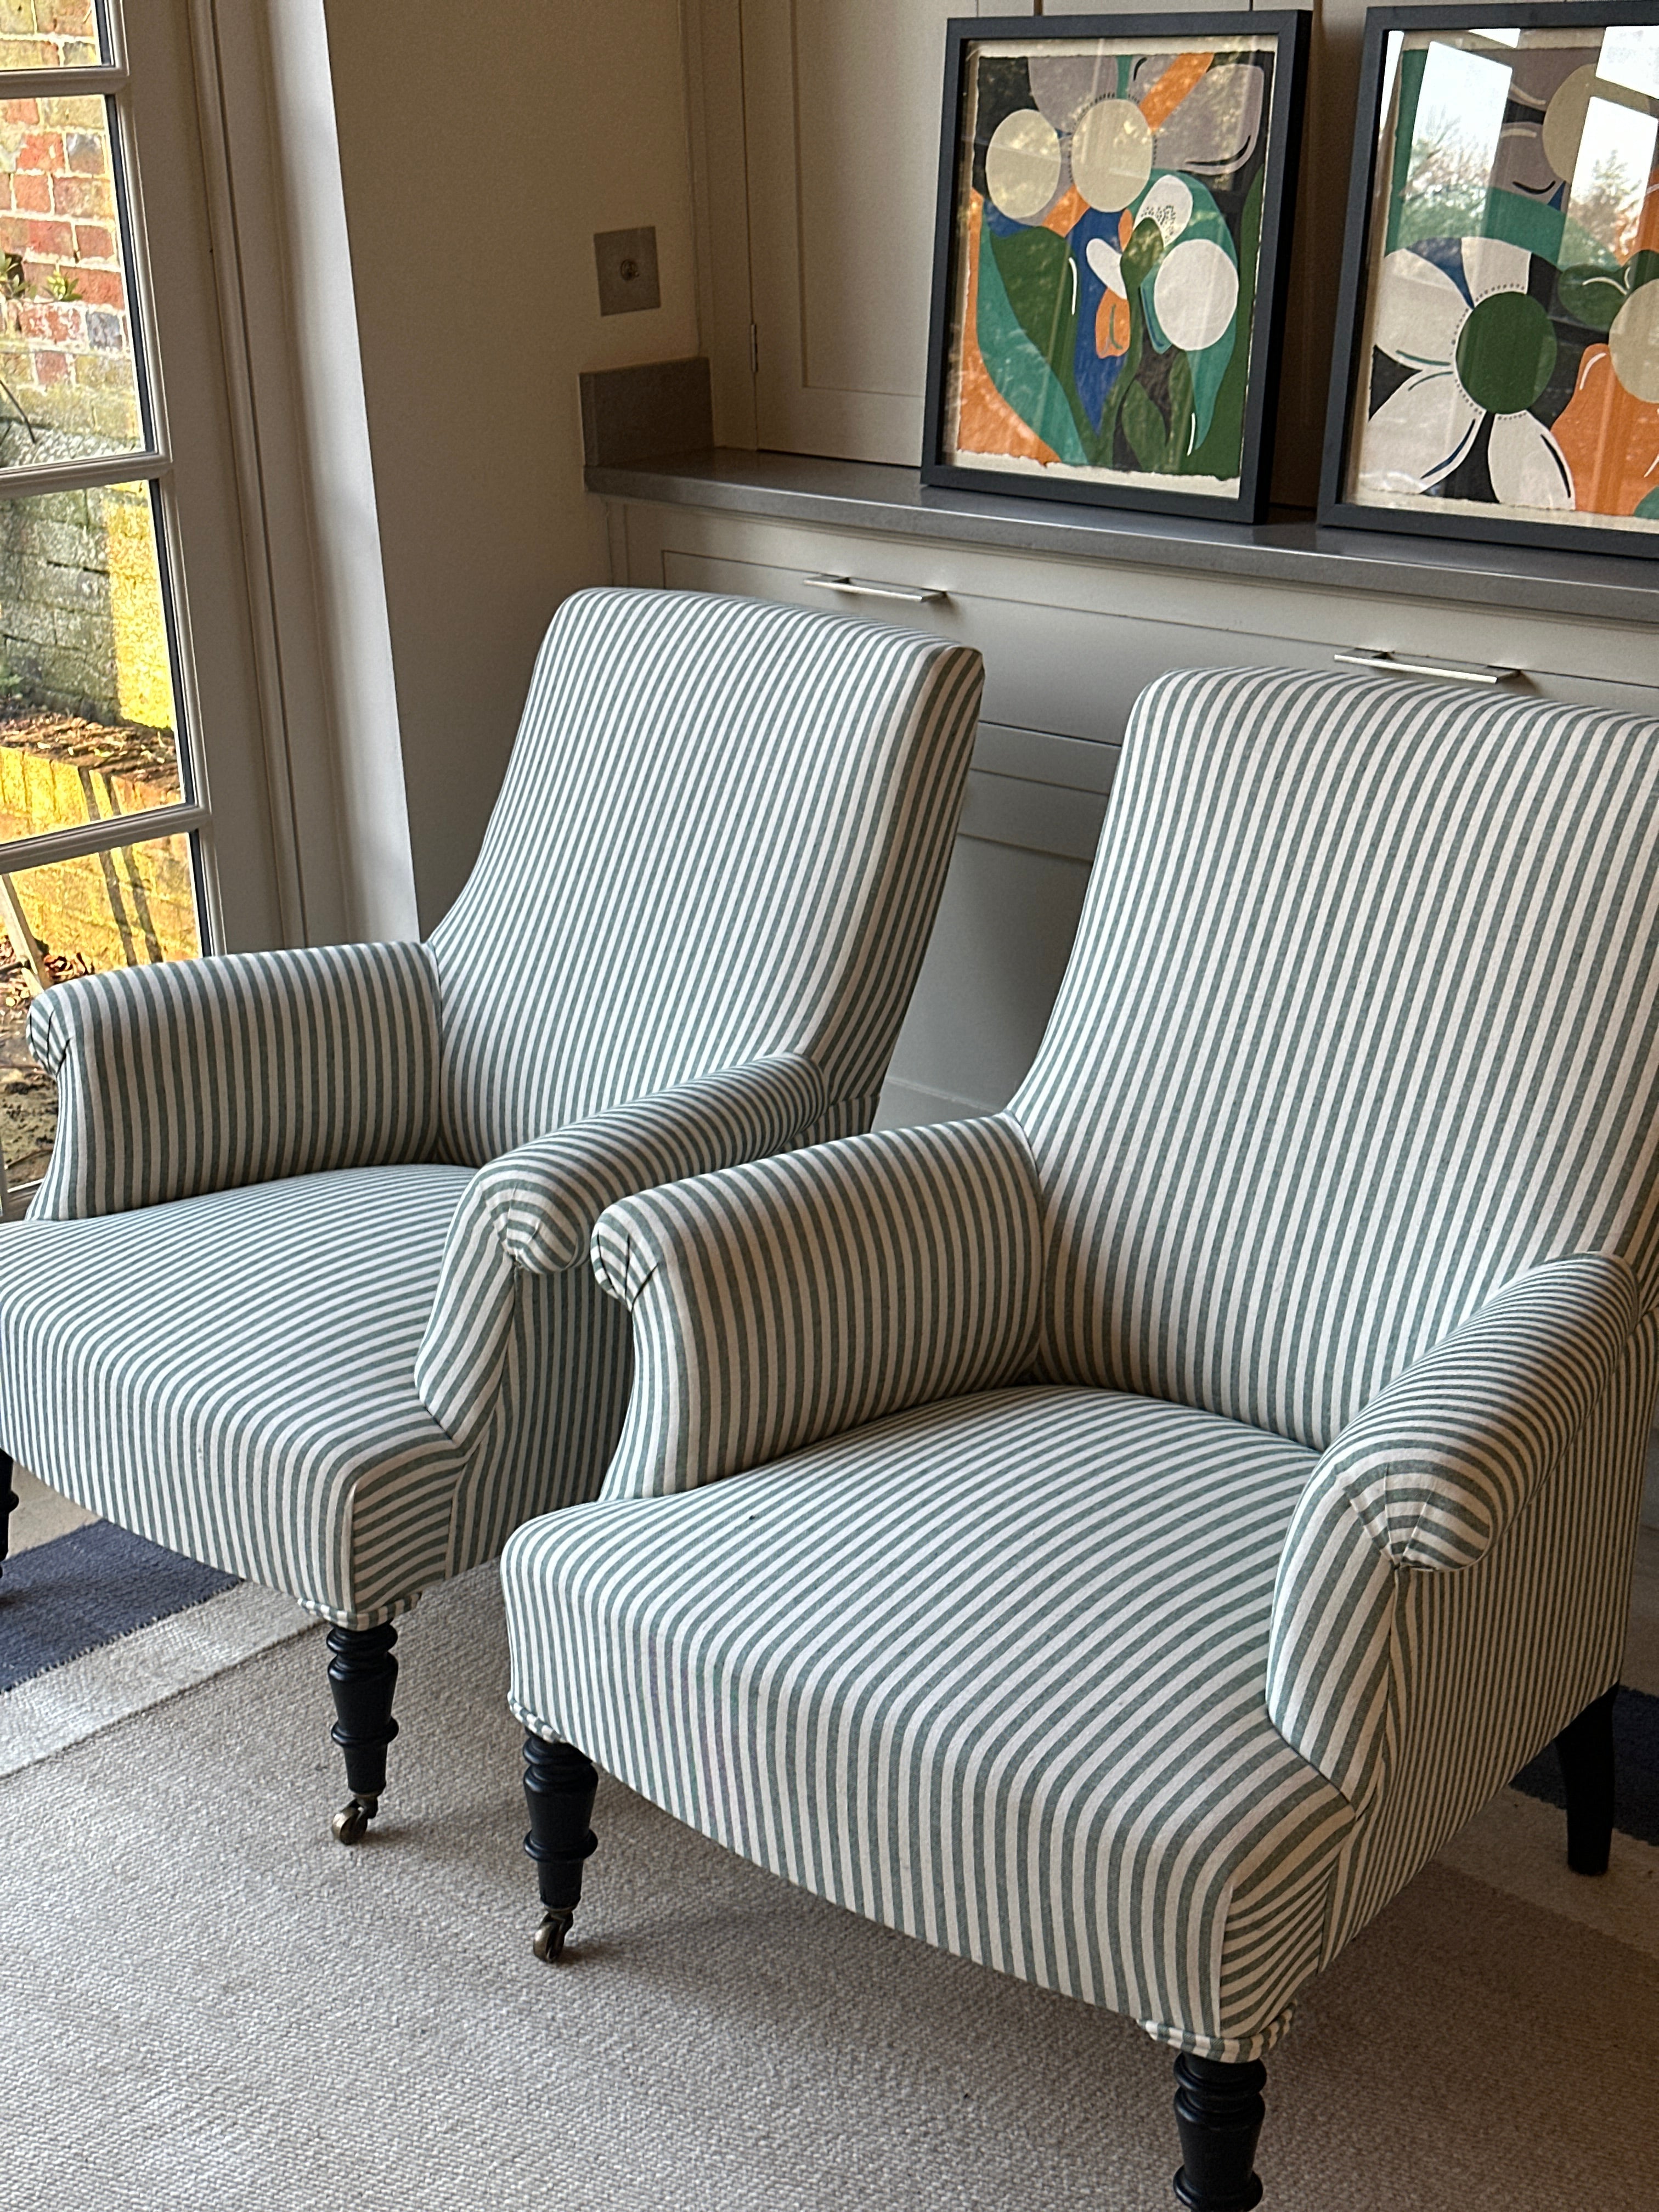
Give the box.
[0,477,183,844]
[0,92,143,462]
[0,827,199,1185]
[0,3,105,73]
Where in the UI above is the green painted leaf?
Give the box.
[1164,350,1196,470]
[974,213,1091,466]
[1558,264,1626,332]
[1628,249,1659,296]
[1187,165,1261,481]
[1121,377,1167,471]
[1120,218,1166,296]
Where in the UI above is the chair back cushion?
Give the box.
[1012,665,1659,1449]
[427,588,982,1164]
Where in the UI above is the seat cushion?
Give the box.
[0,1165,475,1623]
[503,1384,1356,2059]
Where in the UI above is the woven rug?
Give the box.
[1,1469,313,1776]
[2,1521,1656,2212]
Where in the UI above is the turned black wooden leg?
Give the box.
[1555,1684,1618,1877]
[1172,2053,1267,2212]
[0,1450,17,1578]
[326,1623,399,1845]
[523,1733,599,1962]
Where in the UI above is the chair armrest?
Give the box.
[588,1112,1043,1501]
[26,941,440,1219]
[413,1053,828,1442]
[1267,1252,1639,1808]
[1312,1252,1639,1573]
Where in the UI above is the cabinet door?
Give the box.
[741,0,1031,465]
[735,0,1255,466]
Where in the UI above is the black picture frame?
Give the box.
[919,11,1310,524]
[1319,2,1659,561]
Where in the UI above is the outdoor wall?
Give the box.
[0,83,171,733]
[323,0,701,927]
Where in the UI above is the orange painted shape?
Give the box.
[951,194,1057,466]
[1118,206,1133,249]
[1138,50,1212,132]
[1551,342,1659,517]
[1041,183,1088,238]
[1096,287,1131,358]
[1635,168,1659,259]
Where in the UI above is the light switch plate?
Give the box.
[594,226,660,315]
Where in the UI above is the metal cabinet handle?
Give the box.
[802,572,949,605]
[1335,649,1517,687]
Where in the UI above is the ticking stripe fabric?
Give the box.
[415,1053,828,1447]
[503,663,1659,2059]
[0,589,981,1627]
[505,1386,1353,2060]
[428,588,983,1165]
[28,943,439,1221]
[0,1167,472,1623]
[1015,667,1659,1449]
[591,1114,1043,1500]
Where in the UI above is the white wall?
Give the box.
[321,1,700,927]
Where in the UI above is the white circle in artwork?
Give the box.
[1541,64,1599,183]
[1152,237,1239,354]
[1609,280,1659,403]
[1138,174,1194,247]
[1070,98,1154,213]
[1085,235,1124,294]
[985,109,1064,223]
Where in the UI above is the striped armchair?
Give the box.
[0,587,983,1841]
[499,665,1659,2210]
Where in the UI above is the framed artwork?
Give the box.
[920,12,1310,524]
[1321,4,1659,558]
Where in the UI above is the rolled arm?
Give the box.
[1311,1252,1639,1573]
[589,1111,1043,1502]
[1267,1252,1639,1808]
[26,941,440,1220]
[413,1053,828,1442]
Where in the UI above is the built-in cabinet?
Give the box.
[688,0,1365,504]
[608,486,1659,1125]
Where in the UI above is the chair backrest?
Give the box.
[1011,665,1659,1451]
[428,588,983,1165]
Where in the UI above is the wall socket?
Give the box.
[593,226,660,316]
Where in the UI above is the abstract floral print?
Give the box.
[939,33,1283,498]
[1348,22,1659,534]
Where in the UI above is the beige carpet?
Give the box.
[3,1559,1657,2212]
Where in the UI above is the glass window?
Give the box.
[0,4,106,75]
[1,827,199,1183]
[0,91,146,466]
[0,476,183,838]
[0,5,211,1207]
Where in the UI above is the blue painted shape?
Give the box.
[1510,1685,1659,1847]
[983,200,1030,239]
[0,1519,238,1692]
[1068,205,1128,431]
[1409,236,1474,308]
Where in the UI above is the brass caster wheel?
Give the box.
[532,1909,574,1962]
[331,1795,379,1846]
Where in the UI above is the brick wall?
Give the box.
[0,72,165,733]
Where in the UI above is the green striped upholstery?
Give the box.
[0,1167,471,1616]
[0,588,983,1625]
[1019,668,1659,1445]
[428,589,984,1164]
[505,1386,1353,2061]
[27,941,439,1220]
[591,1114,1043,1500]
[502,664,1659,2058]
